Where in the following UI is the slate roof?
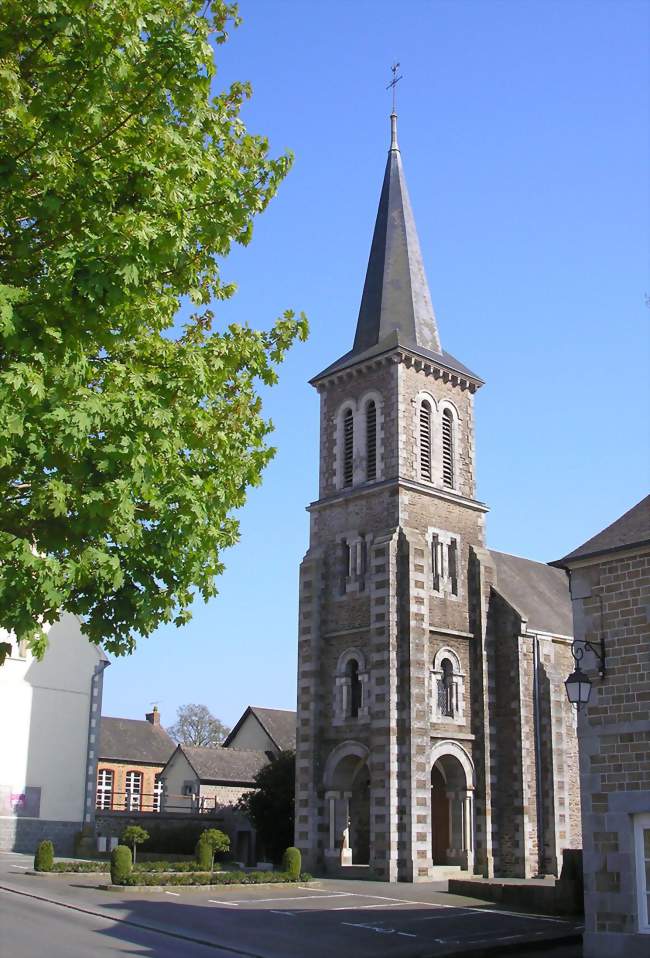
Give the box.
[98,717,175,765]
[311,116,482,387]
[222,706,297,752]
[489,550,573,637]
[553,495,650,566]
[181,746,269,784]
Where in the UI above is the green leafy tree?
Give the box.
[196,827,230,871]
[121,825,149,864]
[238,750,294,864]
[169,703,229,747]
[0,0,307,658]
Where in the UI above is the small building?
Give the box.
[224,706,297,755]
[96,708,175,813]
[554,495,650,958]
[0,615,108,854]
[160,744,269,863]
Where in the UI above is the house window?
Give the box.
[343,408,354,487]
[96,769,113,810]
[420,400,432,481]
[153,775,163,813]
[438,659,455,717]
[442,408,454,487]
[634,813,650,933]
[366,400,377,481]
[125,771,142,811]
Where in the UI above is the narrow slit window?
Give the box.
[442,408,454,487]
[448,538,458,595]
[348,659,362,718]
[420,401,432,481]
[366,401,377,481]
[340,540,351,594]
[343,408,354,487]
[432,534,440,591]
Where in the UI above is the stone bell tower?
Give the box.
[295,109,490,882]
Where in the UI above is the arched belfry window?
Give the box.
[438,658,454,717]
[365,400,377,481]
[442,408,454,488]
[343,407,354,487]
[432,648,465,724]
[420,400,432,481]
[334,649,369,723]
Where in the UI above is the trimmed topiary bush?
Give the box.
[34,840,54,872]
[110,844,133,885]
[195,835,212,870]
[121,825,149,864]
[281,846,301,880]
[195,828,229,871]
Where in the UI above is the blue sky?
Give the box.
[102,0,649,730]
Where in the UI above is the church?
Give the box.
[294,109,581,882]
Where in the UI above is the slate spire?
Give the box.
[352,111,442,356]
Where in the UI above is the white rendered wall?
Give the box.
[160,750,197,811]
[227,714,275,753]
[0,615,100,823]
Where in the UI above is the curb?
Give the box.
[99,879,320,893]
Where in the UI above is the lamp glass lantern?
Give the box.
[565,664,592,710]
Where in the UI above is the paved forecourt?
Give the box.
[0,852,582,958]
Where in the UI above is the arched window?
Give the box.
[347,659,362,718]
[420,400,432,481]
[365,400,377,481]
[442,408,454,487]
[438,659,454,717]
[343,407,354,487]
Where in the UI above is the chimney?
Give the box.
[146,705,160,726]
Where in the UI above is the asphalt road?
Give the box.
[0,851,583,958]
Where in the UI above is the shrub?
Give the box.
[195,828,229,872]
[34,840,54,872]
[123,869,312,887]
[195,836,212,870]
[110,845,132,885]
[281,847,301,880]
[121,825,149,864]
[51,861,110,873]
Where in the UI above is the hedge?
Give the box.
[114,870,312,887]
[34,840,54,872]
[110,845,132,885]
[52,861,110,873]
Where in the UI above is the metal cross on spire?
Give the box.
[386,62,403,114]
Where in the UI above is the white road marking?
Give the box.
[477,907,571,924]
[333,900,429,911]
[269,910,296,917]
[227,893,353,905]
[341,922,396,935]
[397,932,417,938]
[207,900,240,907]
[164,891,180,897]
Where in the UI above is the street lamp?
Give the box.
[564,639,606,712]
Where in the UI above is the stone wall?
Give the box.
[0,817,80,856]
[569,546,650,958]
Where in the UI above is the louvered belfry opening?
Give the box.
[442,408,454,487]
[420,401,432,481]
[343,408,354,487]
[366,401,377,481]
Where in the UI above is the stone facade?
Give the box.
[295,114,581,882]
[557,500,650,958]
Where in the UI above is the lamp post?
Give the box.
[564,638,606,711]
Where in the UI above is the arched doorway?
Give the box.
[323,743,370,867]
[430,742,475,872]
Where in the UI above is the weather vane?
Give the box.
[386,62,403,113]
